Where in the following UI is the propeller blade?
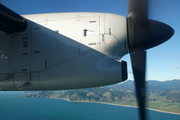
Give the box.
[127,0,148,54]
[130,51,146,120]
[128,0,148,23]
[127,0,148,120]
[127,0,174,120]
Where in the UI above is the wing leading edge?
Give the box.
[0,3,27,33]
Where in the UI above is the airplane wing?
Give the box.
[0,3,27,33]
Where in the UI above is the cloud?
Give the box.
[173,64,179,69]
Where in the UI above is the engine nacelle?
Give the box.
[0,12,128,91]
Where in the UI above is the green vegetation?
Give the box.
[147,100,180,113]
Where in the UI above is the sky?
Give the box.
[1,0,180,81]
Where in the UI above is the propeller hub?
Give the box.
[128,19,174,53]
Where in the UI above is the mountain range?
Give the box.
[20,79,180,103]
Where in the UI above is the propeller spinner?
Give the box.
[127,0,174,120]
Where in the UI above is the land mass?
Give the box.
[20,79,180,114]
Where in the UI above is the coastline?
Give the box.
[48,97,180,115]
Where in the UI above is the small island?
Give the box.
[20,80,180,114]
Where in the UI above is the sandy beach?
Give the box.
[48,97,180,115]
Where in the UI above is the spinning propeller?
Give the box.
[127,0,174,120]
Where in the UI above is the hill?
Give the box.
[106,79,180,102]
[20,87,136,103]
[20,80,180,113]
[106,79,180,91]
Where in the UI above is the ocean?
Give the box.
[0,92,180,120]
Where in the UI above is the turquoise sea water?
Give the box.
[0,92,180,120]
